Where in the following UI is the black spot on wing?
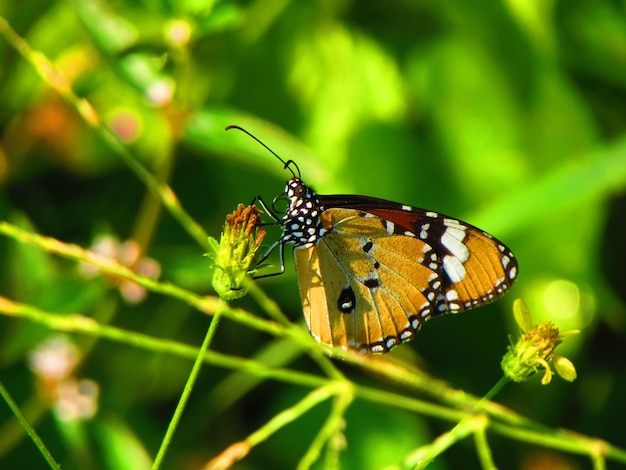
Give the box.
[337,285,356,314]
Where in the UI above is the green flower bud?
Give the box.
[513,298,532,332]
[553,355,577,382]
[209,204,265,301]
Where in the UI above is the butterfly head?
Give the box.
[280,178,324,248]
[224,126,323,249]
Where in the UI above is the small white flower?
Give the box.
[28,336,78,382]
[55,378,100,421]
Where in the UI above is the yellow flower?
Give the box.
[501,299,579,385]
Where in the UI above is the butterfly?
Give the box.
[228,126,518,354]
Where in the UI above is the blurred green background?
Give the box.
[1,0,626,469]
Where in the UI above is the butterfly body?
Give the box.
[281,177,518,354]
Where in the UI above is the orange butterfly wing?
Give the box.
[293,200,517,353]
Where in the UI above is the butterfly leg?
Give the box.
[251,240,287,279]
[247,194,288,279]
[252,196,285,230]
[251,195,280,223]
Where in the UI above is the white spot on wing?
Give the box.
[446,289,459,301]
[441,227,469,262]
[443,255,467,283]
[444,218,465,228]
[385,221,395,235]
[400,330,413,340]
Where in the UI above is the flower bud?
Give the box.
[209,204,265,301]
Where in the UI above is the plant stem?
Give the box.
[152,309,223,469]
[0,382,61,470]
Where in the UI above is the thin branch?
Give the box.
[0,382,61,470]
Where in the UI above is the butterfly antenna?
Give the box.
[225,125,301,179]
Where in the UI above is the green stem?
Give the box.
[152,309,223,469]
[404,374,509,468]
[390,375,510,469]
[592,453,607,470]
[489,421,625,464]
[0,295,327,392]
[474,423,496,470]
[0,382,61,470]
[408,415,488,470]
[298,383,353,470]
[209,381,345,468]
[0,395,46,459]
[482,375,511,403]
